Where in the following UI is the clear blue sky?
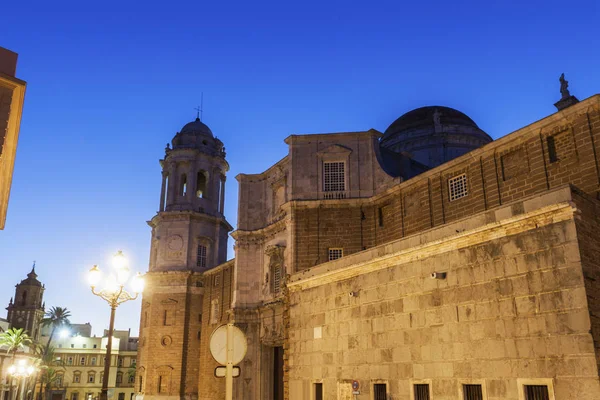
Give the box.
[0,0,598,336]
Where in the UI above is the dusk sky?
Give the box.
[0,1,598,337]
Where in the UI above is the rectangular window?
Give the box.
[71,393,78,400]
[197,245,207,268]
[118,358,123,367]
[374,383,387,400]
[88,375,95,383]
[328,248,343,261]
[378,207,384,227]
[272,264,281,294]
[118,394,125,400]
[93,344,97,349]
[547,136,558,163]
[67,357,73,366]
[91,357,97,366]
[128,375,135,384]
[80,357,86,365]
[158,376,163,393]
[314,383,323,400]
[323,161,345,192]
[131,358,136,366]
[463,384,483,400]
[83,344,87,349]
[139,377,143,392]
[448,173,468,201]
[525,385,550,400]
[73,374,80,383]
[70,344,74,348]
[414,384,430,400]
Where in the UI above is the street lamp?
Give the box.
[7,358,37,400]
[87,250,144,400]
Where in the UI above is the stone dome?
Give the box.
[180,117,213,137]
[380,106,492,169]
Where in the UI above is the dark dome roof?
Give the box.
[180,117,213,137]
[382,106,479,141]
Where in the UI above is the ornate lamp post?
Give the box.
[87,251,144,400]
[7,358,37,400]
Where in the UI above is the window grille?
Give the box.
[272,264,281,294]
[463,384,483,400]
[448,173,468,201]
[414,384,430,400]
[214,275,220,287]
[525,385,550,400]
[314,383,323,400]
[197,245,207,268]
[374,383,387,400]
[323,162,345,192]
[328,248,343,261]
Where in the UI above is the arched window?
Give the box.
[21,290,27,305]
[196,171,207,198]
[116,372,123,385]
[179,174,187,197]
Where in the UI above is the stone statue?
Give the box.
[165,143,171,152]
[559,73,571,99]
[432,108,442,133]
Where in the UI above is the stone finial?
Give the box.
[554,73,579,111]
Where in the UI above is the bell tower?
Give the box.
[137,116,232,400]
[6,264,45,341]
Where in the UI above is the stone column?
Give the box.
[166,161,177,208]
[219,175,226,214]
[159,171,167,212]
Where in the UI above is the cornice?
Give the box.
[231,215,288,244]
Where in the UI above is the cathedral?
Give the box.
[136,84,600,400]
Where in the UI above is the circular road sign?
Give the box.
[209,324,248,365]
[352,380,359,391]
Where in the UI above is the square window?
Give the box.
[414,384,430,400]
[524,385,550,400]
[448,173,468,201]
[463,384,483,400]
[328,248,343,261]
[374,383,387,400]
[323,162,345,192]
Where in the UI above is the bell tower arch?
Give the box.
[137,116,232,400]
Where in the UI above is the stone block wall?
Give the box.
[137,271,203,400]
[197,261,234,400]
[287,187,600,400]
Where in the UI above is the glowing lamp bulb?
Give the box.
[131,272,145,293]
[88,265,101,287]
[112,250,128,270]
[59,329,70,338]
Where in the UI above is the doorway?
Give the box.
[273,347,284,400]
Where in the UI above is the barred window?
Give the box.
[414,384,430,400]
[448,173,468,201]
[374,383,387,400]
[197,245,207,268]
[463,384,483,400]
[323,162,345,192]
[328,248,343,261]
[525,385,550,400]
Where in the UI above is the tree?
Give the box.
[0,327,32,359]
[31,344,64,400]
[0,328,33,400]
[40,307,71,352]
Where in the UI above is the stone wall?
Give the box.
[137,271,204,400]
[287,187,600,400]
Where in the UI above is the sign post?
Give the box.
[209,322,248,400]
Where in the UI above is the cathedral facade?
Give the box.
[137,90,600,400]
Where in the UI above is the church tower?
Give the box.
[6,264,45,341]
[137,116,232,400]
